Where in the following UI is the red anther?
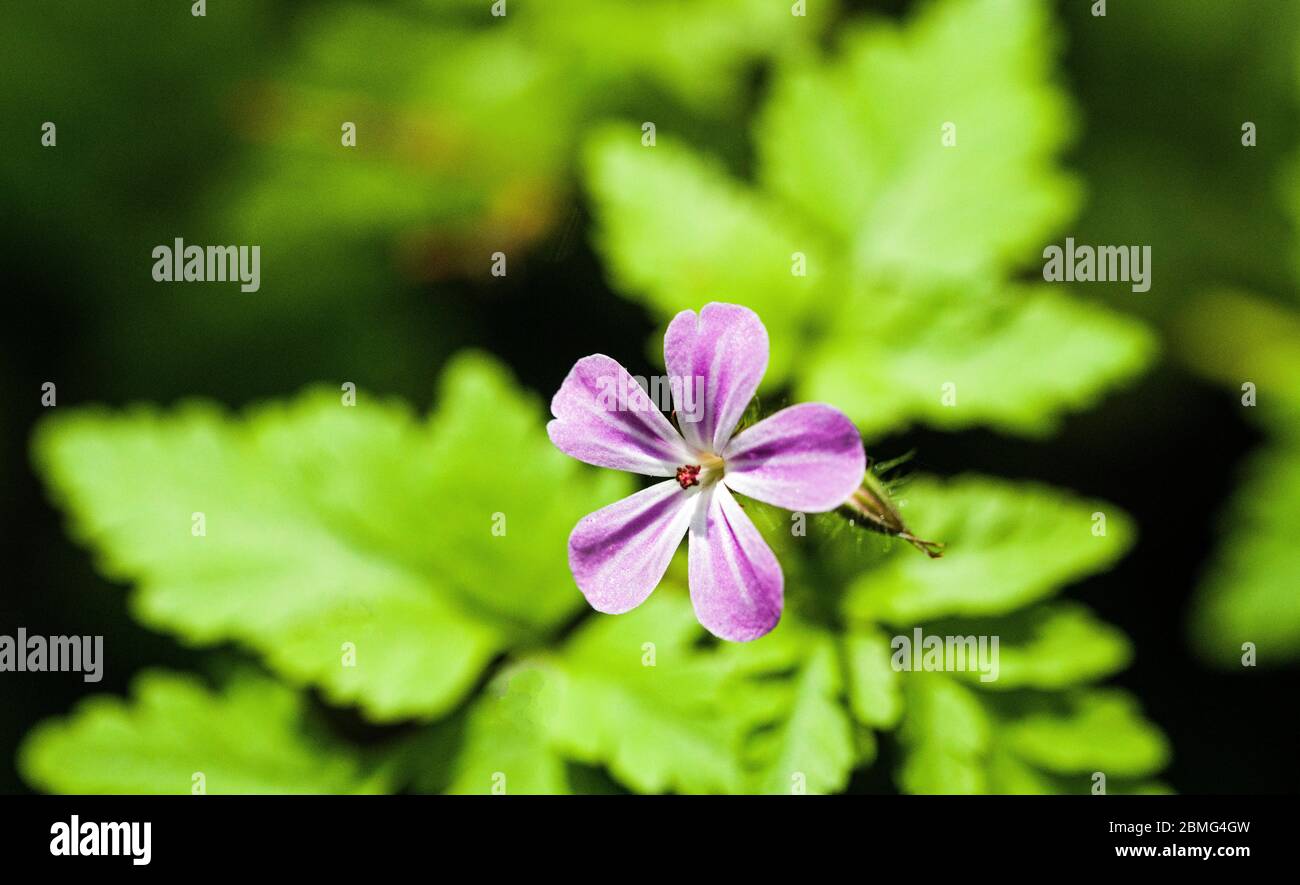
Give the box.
[676,464,701,489]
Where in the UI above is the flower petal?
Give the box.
[569,480,697,614]
[687,483,783,642]
[664,303,769,454]
[722,403,866,512]
[548,354,694,476]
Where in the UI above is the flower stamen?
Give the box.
[678,452,726,489]
[698,452,725,472]
[676,464,701,489]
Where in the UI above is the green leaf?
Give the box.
[743,632,856,795]
[422,355,630,628]
[583,128,829,385]
[842,626,903,729]
[583,0,1151,434]
[800,283,1156,439]
[528,0,832,111]
[541,589,778,793]
[984,747,1170,795]
[34,352,627,721]
[977,743,1175,795]
[1001,691,1170,779]
[20,671,378,794]
[897,677,1168,794]
[542,588,858,795]
[983,747,1071,794]
[843,475,1134,624]
[1173,293,1300,663]
[1190,435,1300,665]
[756,0,1079,284]
[446,665,571,795]
[929,602,1132,691]
[897,674,990,794]
[1173,291,1300,414]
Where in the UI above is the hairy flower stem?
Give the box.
[837,471,945,558]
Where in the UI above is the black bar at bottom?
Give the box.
[0,794,1283,869]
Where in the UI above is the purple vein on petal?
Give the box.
[723,402,866,512]
[569,480,698,614]
[548,354,694,476]
[687,483,783,642]
[664,303,769,455]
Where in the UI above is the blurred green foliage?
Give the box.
[1178,294,1300,664]
[1169,20,1300,667]
[584,0,1154,435]
[222,0,831,286]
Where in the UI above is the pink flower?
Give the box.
[547,303,865,641]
